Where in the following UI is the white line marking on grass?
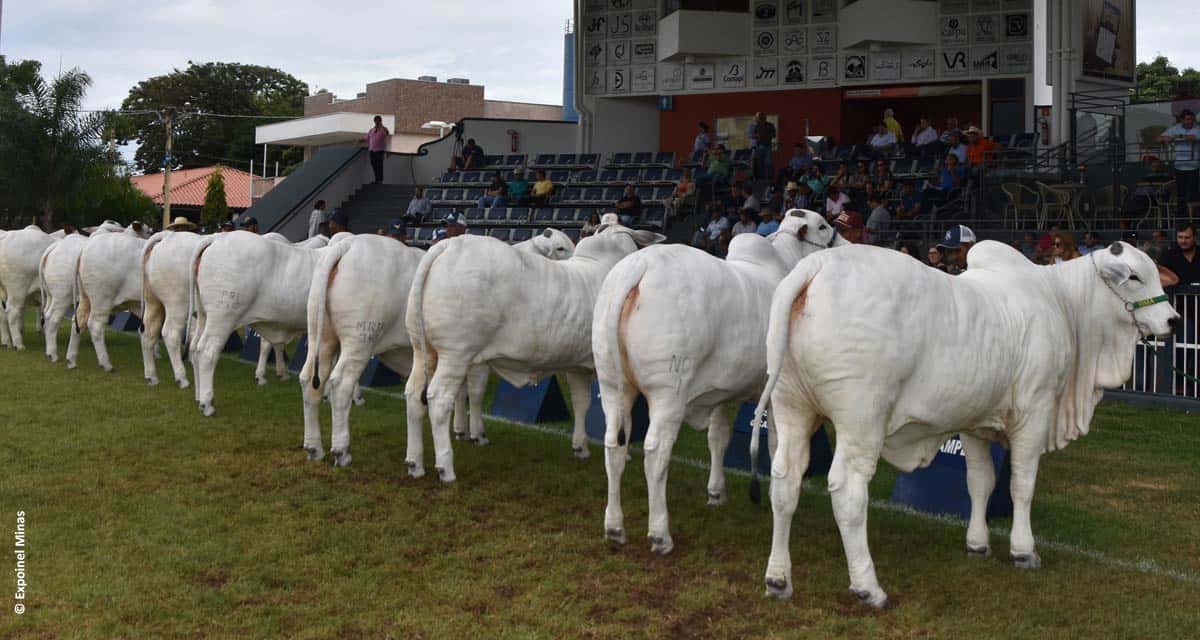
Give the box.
[212,356,1200,586]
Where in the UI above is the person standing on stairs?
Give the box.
[365,115,390,184]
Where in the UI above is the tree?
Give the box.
[200,167,229,229]
[0,59,111,229]
[1133,56,1200,103]
[118,62,308,175]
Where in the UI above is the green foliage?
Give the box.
[118,61,308,175]
[200,167,230,228]
[60,171,159,228]
[1133,56,1200,103]
[0,57,112,229]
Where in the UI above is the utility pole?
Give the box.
[161,107,176,230]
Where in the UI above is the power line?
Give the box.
[71,108,298,121]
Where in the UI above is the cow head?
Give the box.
[530,228,576,260]
[580,223,666,266]
[769,209,847,266]
[1093,242,1179,339]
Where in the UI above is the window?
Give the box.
[716,114,780,151]
[663,0,750,17]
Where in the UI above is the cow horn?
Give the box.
[1110,243,1123,256]
[543,228,554,238]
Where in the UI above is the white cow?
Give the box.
[76,226,154,371]
[188,231,340,416]
[593,210,846,555]
[405,224,664,482]
[749,241,1179,607]
[38,221,126,364]
[298,228,576,467]
[139,230,209,387]
[0,226,59,349]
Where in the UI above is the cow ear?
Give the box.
[1098,252,1132,286]
[630,230,667,247]
[795,223,809,239]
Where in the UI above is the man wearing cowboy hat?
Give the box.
[239,216,260,234]
[165,216,198,232]
[964,125,997,169]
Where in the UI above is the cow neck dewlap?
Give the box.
[575,234,634,267]
[1043,258,1139,452]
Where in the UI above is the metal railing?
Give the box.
[1123,286,1200,400]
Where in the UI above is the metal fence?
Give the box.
[1123,285,1200,400]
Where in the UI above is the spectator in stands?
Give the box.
[927,245,948,271]
[1158,109,1199,220]
[741,183,761,214]
[911,116,940,158]
[329,209,350,235]
[778,142,814,186]
[696,145,731,192]
[883,108,904,141]
[508,168,531,206]
[757,206,780,236]
[1160,222,1200,285]
[749,112,777,180]
[864,192,893,247]
[965,126,998,171]
[1051,232,1081,264]
[451,138,485,171]
[693,203,730,256]
[721,182,745,214]
[807,163,831,198]
[940,116,961,145]
[434,213,465,243]
[1079,231,1106,255]
[220,220,235,233]
[921,152,965,213]
[897,243,917,257]
[896,181,922,219]
[824,183,851,219]
[240,217,260,234]
[732,209,759,236]
[478,174,509,210]
[365,115,389,184]
[693,121,711,159]
[405,187,432,224]
[308,199,328,239]
[666,168,695,219]
[387,218,408,243]
[871,159,895,196]
[937,224,976,275]
[581,212,602,238]
[615,183,643,226]
[867,122,897,159]
[832,210,864,244]
[531,169,555,207]
[847,161,870,193]
[782,181,803,211]
[375,228,387,236]
[944,130,968,165]
[1019,231,1039,261]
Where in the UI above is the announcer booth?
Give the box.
[572,1,1138,159]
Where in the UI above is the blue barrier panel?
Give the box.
[222,331,243,353]
[583,381,649,444]
[359,357,405,387]
[109,311,142,332]
[288,336,307,373]
[490,377,571,425]
[239,327,287,364]
[724,402,833,476]
[889,436,1013,520]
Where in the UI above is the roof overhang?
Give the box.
[255,112,395,146]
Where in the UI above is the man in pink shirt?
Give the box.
[365,115,390,184]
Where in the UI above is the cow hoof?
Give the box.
[1012,552,1042,569]
[406,461,425,479]
[851,588,889,609]
[14,345,25,352]
[453,431,469,441]
[352,394,365,407]
[435,467,456,484]
[256,376,268,386]
[573,445,591,460]
[648,535,674,556]
[146,376,159,386]
[47,354,57,363]
[707,492,726,506]
[304,447,325,462]
[331,450,352,468]
[200,403,216,417]
[277,373,291,382]
[605,528,626,545]
[101,364,114,373]
[764,577,792,599]
[66,359,77,370]
[177,378,190,390]
[472,434,490,447]
[966,545,991,558]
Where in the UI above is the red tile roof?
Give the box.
[130,166,255,209]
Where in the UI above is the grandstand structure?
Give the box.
[248,1,1158,246]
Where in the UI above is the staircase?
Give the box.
[338,184,417,233]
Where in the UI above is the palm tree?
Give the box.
[0,65,110,229]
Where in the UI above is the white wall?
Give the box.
[586,96,661,154]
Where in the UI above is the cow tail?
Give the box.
[599,256,647,448]
[408,240,452,405]
[139,232,166,339]
[37,243,54,323]
[749,256,822,505]
[186,236,218,359]
[71,252,84,335]
[303,239,352,389]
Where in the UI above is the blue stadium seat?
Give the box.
[578,153,598,167]
[641,208,666,230]
[575,208,596,223]
[599,169,620,184]
[557,153,577,167]
[486,208,508,224]
[681,149,705,168]
[425,188,444,202]
[440,188,462,203]
[507,207,531,224]
[636,186,655,200]
[665,168,683,182]
[563,227,581,242]
[439,172,459,183]
[560,187,581,203]
[534,153,556,167]
[619,169,642,182]
[610,152,632,166]
[653,186,674,200]
[834,145,853,160]
[488,228,511,242]
[892,159,916,177]
[632,152,653,165]
[511,227,533,243]
[412,227,433,244]
[467,227,486,236]
[574,170,598,184]
[654,151,675,166]
[432,207,457,220]
[461,171,481,185]
[465,208,487,225]
[485,155,505,168]
[533,207,555,223]
[550,170,570,183]
[464,188,484,202]
[505,154,526,167]
[584,187,606,203]
[600,187,622,202]
[642,167,665,183]
[820,160,842,175]
[553,208,578,224]
[914,157,936,175]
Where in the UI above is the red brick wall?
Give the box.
[304,79,486,135]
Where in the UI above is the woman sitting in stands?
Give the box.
[665,168,695,218]
[1050,232,1082,264]
[926,245,948,271]
[805,164,831,199]
[846,160,871,194]
[581,212,602,238]
[531,169,556,207]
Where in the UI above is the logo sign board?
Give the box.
[903,49,936,80]
[755,30,779,56]
[719,60,748,88]
[941,16,968,45]
[631,39,656,64]
[659,63,684,91]
[783,58,807,85]
[942,48,969,77]
[685,63,715,90]
[871,51,900,81]
[811,55,835,83]
[753,58,780,86]
[631,65,655,92]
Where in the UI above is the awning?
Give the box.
[255,112,396,146]
[843,83,982,100]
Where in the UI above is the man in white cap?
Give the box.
[936,224,976,275]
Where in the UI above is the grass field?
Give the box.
[1,320,1198,639]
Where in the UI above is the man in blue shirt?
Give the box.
[757,206,781,236]
[1159,109,1199,220]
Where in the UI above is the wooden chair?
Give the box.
[1091,184,1129,225]
[1144,180,1177,229]
[1001,182,1041,229]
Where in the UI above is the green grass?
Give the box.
[1,320,1198,639]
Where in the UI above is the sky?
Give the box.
[1,0,1198,113]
